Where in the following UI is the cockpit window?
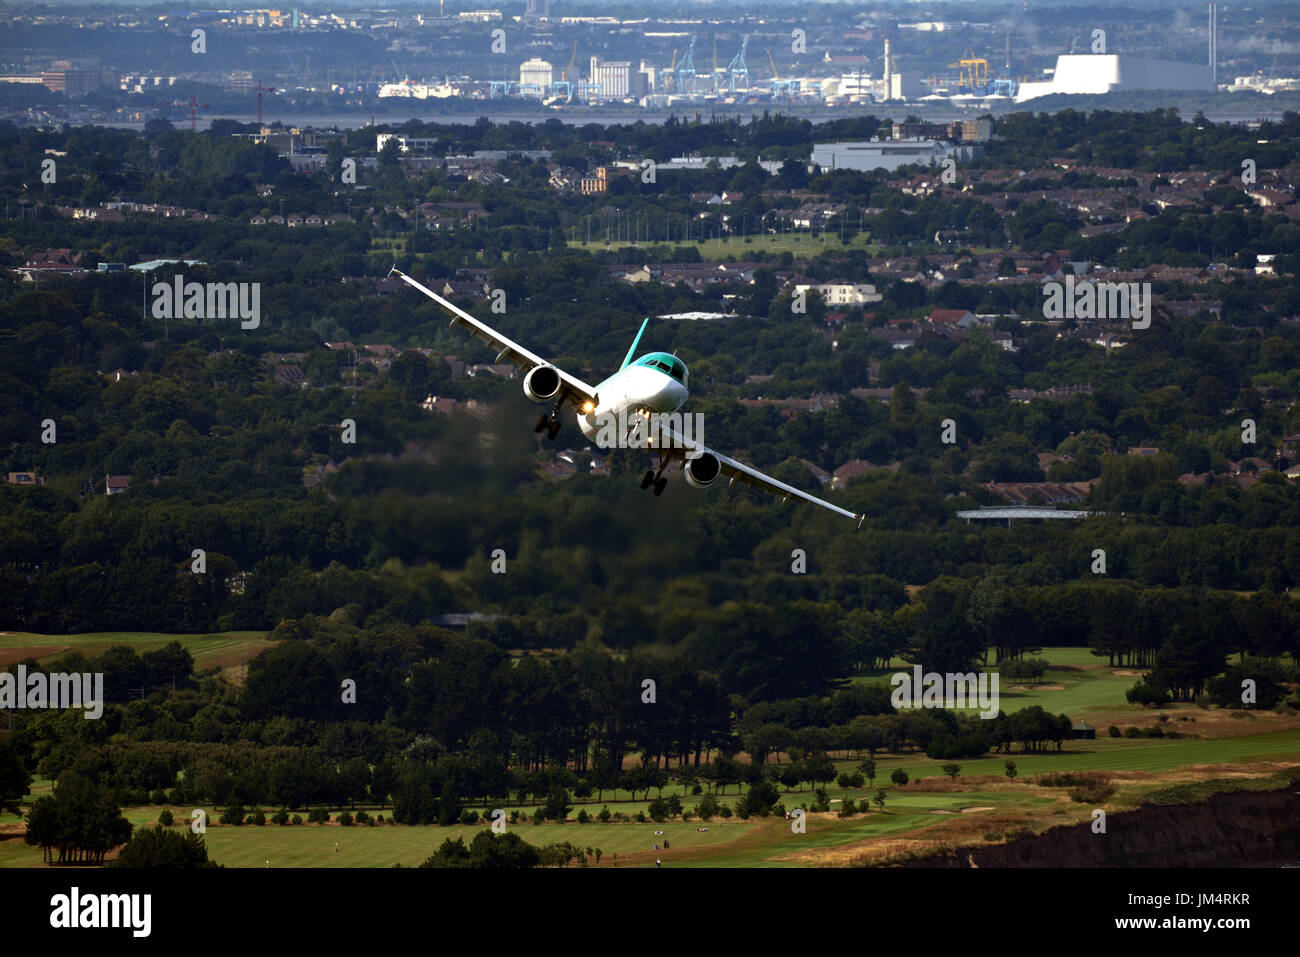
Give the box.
[640,353,687,385]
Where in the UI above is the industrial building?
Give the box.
[1015,54,1215,102]
[810,140,981,174]
[519,57,555,95]
[376,134,438,153]
[587,58,650,101]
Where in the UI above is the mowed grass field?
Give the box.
[856,646,1163,721]
[2,639,1298,866]
[0,631,271,680]
[568,233,879,261]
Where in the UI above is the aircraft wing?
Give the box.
[389,267,599,405]
[650,422,864,527]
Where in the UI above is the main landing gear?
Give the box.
[641,452,671,497]
[534,396,564,440]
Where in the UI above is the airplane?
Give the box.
[389,267,863,526]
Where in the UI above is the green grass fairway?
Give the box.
[568,233,879,261]
[0,631,271,675]
[831,728,1300,784]
[2,641,1297,868]
[852,647,1143,719]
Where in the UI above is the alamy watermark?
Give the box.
[590,409,704,450]
[890,665,1000,719]
[50,887,151,937]
[1041,275,1151,329]
[0,665,104,719]
[152,275,260,329]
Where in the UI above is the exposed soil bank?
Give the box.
[890,785,1300,867]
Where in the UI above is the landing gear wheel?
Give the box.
[547,420,561,440]
[653,477,667,496]
[641,470,655,490]
[534,414,549,434]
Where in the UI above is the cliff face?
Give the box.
[892,787,1300,868]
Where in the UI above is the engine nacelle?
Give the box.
[683,451,722,488]
[523,364,562,402]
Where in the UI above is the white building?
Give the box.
[376,134,438,153]
[377,82,458,99]
[1016,54,1214,102]
[519,57,555,95]
[589,57,632,100]
[794,282,882,306]
[811,140,978,173]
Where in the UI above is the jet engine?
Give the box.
[523,364,562,402]
[683,451,722,488]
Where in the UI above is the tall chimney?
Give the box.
[883,38,893,97]
[1209,2,1217,88]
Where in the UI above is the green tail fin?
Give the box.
[620,317,650,371]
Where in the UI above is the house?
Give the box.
[274,364,307,388]
[1071,722,1096,740]
[1231,457,1273,475]
[831,459,876,491]
[7,471,45,486]
[869,328,918,350]
[801,460,832,486]
[792,281,882,306]
[927,308,978,328]
[466,364,516,379]
[987,330,1016,352]
[1245,188,1293,208]
[429,612,504,630]
[105,474,130,495]
[984,481,1094,505]
[1128,445,1160,456]
[420,394,459,414]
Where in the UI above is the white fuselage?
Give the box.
[577,365,688,442]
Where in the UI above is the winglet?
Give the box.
[857,514,865,530]
[620,317,651,371]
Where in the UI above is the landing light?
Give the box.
[581,400,595,413]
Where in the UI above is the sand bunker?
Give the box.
[0,645,67,666]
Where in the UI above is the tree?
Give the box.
[467,830,540,868]
[737,779,780,818]
[647,797,669,822]
[872,789,886,811]
[942,762,961,782]
[0,740,32,815]
[890,769,908,787]
[542,785,572,822]
[24,772,133,865]
[1004,760,1017,782]
[110,825,219,868]
[420,837,471,868]
[859,758,877,789]
[1206,658,1290,709]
